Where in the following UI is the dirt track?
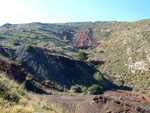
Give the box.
[38,90,150,113]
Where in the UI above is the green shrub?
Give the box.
[23,45,34,52]
[81,86,88,93]
[88,84,103,94]
[70,85,82,93]
[93,72,103,85]
[76,51,88,61]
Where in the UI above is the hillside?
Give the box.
[0,19,150,94]
[92,20,150,94]
[0,45,110,112]
[0,72,67,113]
[0,45,117,94]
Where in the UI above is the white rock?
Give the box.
[126,48,132,55]
[123,38,131,45]
[128,60,148,73]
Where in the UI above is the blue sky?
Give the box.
[0,0,150,25]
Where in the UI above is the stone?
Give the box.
[128,60,148,73]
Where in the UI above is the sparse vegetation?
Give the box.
[0,74,67,113]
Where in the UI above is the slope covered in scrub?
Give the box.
[0,19,150,93]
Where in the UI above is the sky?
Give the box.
[0,0,150,26]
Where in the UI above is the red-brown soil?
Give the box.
[72,31,94,49]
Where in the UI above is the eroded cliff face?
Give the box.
[13,45,98,89]
[0,45,115,92]
[0,58,23,81]
[72,30,95,49]
[56,30,95,49]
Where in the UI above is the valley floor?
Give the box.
[34,90,150,113]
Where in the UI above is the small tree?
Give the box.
[93,72,103,85]
[76,51,88,61]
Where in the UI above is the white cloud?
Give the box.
[0,0,50,26]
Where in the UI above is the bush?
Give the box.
[88,84,103,94]
[70,85,82,93]
[76,51,88,61]
[81,86,88,93]
[93,72,103,85]
[23,45,34,52]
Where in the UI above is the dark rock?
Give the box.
[0,47,9,57]
[13,42,21,46]
[25,80,48,94]
[14,45,97,88]
[88,60,106,65]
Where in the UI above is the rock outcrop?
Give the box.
[127,59,148,73]
[76,90,150,113]
[14,45,98,89]
[0,58,21,75]
[0,58,22,81]
[0,45,116,93]
[72,30,94,49]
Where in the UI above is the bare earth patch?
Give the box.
[35,90,150,113]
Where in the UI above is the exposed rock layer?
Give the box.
[0,58,23,81]
[72,31,94,49]
[14,45,98,89]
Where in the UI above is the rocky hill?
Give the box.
[14,45,98,88]
[0,45,117,93]
[0,19,150,94]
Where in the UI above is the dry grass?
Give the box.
[0,73,68,113]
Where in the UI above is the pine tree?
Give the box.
[76,51,88,61]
